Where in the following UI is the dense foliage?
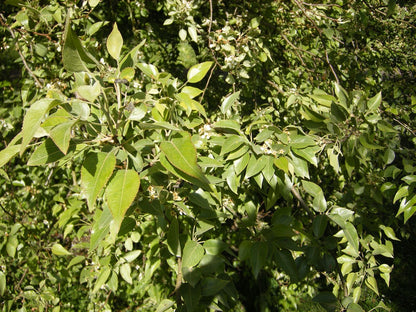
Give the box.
[1,0,415,311]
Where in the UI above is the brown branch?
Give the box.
[325,50,339,84]
[291,185,313,217]
[393,118,416,136]
[281,33,307,67]
[0,14,43,88]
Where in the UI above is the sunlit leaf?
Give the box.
[105,169,140,227]
[187,61,213,83]
[81,152,116,211]
[107,23,123,60]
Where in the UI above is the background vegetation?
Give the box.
[1,0,415,311]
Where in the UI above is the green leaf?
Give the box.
[290,135,316,149]
[213,120,241,134]
[331,102,348,122]
[379,225,400,241]
[275,249,298,281]
[225,166,239,194]
[160,132,210,189]
[204,239,227,255]
[328,148,340,173]
[182,86,203,98]
[137,63,159,79]
[105,169,140,227]
[92,266,111,293]
[250,242,268,278]
[156,299,175,312]
[0,144,21,168]
[0,271,6,296]
[347,302,365,312]
[21,98,56,155]
[343,222,360,255]
[27,138,67,166]
[234,152,250,175]
[313,291,338,304]
[188,25,198,42]
[107,23,123,60]
[6,236,17,258]
[292,147,318,166]
[310,92,336,107]
[51,243,71,256]
[67,255,85,269]
[120,263,132,284]
[81,152,116,211]
[367,91,382,112]
[182,240,205,268]
[334,83,349,108]
[274,156,289,174]
[167,218,181,257]
[187,61,213,83]
[221,135,246,155]
[63,23,99,72]
[313,215,328,238]
[76,81,101,102]
[49,120,76,154]
[365,276,379,295]
[245,154,267,179]
[359,133,383,150]
[201,278,229,296]
[221,91,240,115]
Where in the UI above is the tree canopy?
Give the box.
[0,0,415,311]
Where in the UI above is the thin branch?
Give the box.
[325,50,339,84]
[281,33,307,67]
[291,185,313,217]
[0,201,15,221]
[0,14,43,88]
[199,63,217,105]
[207,0,221,68]
[267,80,284,95]
[393,118,416,136]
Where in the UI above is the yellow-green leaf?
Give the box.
[52,243,71,256]
[107,23,123,60]
[187,61,213,83]
[21,99,56,155]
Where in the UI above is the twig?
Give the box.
[291,185,313,217]
[325,50,339,84]
[393,118,416,136]
[207,0,221,68]
[281,34,307,67]
[199,63,217,105]
[0,201,15,221]
[0,14,44,88]
[266,80,284,95]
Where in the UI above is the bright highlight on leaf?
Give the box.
[187,61,213,83]
[107,23,123,60]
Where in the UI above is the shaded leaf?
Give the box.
[49,120,76,154]
[182,240,204,268]
[63,24,99,72]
